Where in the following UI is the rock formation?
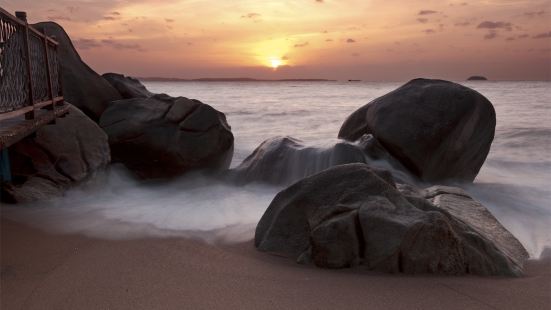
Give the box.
[99,94,234,179]
[338,79,496,182]
[102,73,153,99]
[33,22,122,121]
[255,163,527,276]
[231,134,411,185]
[2,105,110,203]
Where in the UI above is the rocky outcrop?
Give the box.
[2,105,110,203]
[99,94,234,179]
[231,134,411,185]
[102,73,153,99]
[255,163,527,276]
[338,79,496,183]
[33,22,122,121]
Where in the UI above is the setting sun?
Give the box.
[270,58,282,69]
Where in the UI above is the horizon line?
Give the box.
[135,76,551,83]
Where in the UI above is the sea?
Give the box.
[4,81,551,258]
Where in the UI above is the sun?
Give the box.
[270,58,282,69]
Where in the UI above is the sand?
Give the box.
[1,217,550,310]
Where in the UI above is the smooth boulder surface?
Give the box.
[231,134,409,185]
[255,163,526,276]
[2,105,110,203]
[33,22,122,121]
[99,94,234,179]
[102,73,153,99]
[338,79,496,182]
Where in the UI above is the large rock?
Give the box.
[2,105,110,203]
[99,94,234,179]
[255,163,527,276]
[338,79,496,182]
[231,135,411,185]
[33,22,122,121]
[102,73,153,99]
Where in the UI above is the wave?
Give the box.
[465,182,551,257]
[2,166,279,243]
[495,127,551,144]
[484,158,551,170]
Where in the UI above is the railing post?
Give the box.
[42,30,56,116]
[15,11,34,120]
[51,36,64,107]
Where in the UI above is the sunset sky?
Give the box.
[3,0,550,80]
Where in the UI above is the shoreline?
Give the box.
[2,216,550,310]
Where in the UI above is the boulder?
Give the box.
[102,73,153,99]
[2,105,110,203]
[33,22,122,121]
[255,163,527,276]
[99,94,234,179]
[338,79,496,182]
[230,134,409,185]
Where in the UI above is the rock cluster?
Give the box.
[3,22,528,277]
[31,23,234,180]
[2,106,110,203]
[255,164,528,276]
[2,23,234,202]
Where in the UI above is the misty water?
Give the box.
[4,81,551,257]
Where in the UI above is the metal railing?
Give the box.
[0,8,64,122]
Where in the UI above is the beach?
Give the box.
[2,80,550,309]
[1,217,550,310]
[1,2,551,309]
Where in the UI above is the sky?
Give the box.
[3,0,550,80]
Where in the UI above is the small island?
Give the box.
[467,76,488,81]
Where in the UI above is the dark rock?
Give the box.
[230,135,408,185]
[99,94,234,179]
[231,134,413,186]
[338,78,496,182]
[102,73,153,99]
[2,105,110,203]
[33,22,122,121]
[467,76,488,81]
[255,163,527,276]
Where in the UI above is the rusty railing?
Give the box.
[0,8,64,122]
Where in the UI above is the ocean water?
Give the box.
[4,81,551,257]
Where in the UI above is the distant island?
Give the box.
[467,76,488,81]
[138,77,336,82]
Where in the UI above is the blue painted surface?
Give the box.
[0,148,11,183]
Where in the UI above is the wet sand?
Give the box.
[1,217,550,310]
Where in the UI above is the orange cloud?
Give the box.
[1,0,549,80]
